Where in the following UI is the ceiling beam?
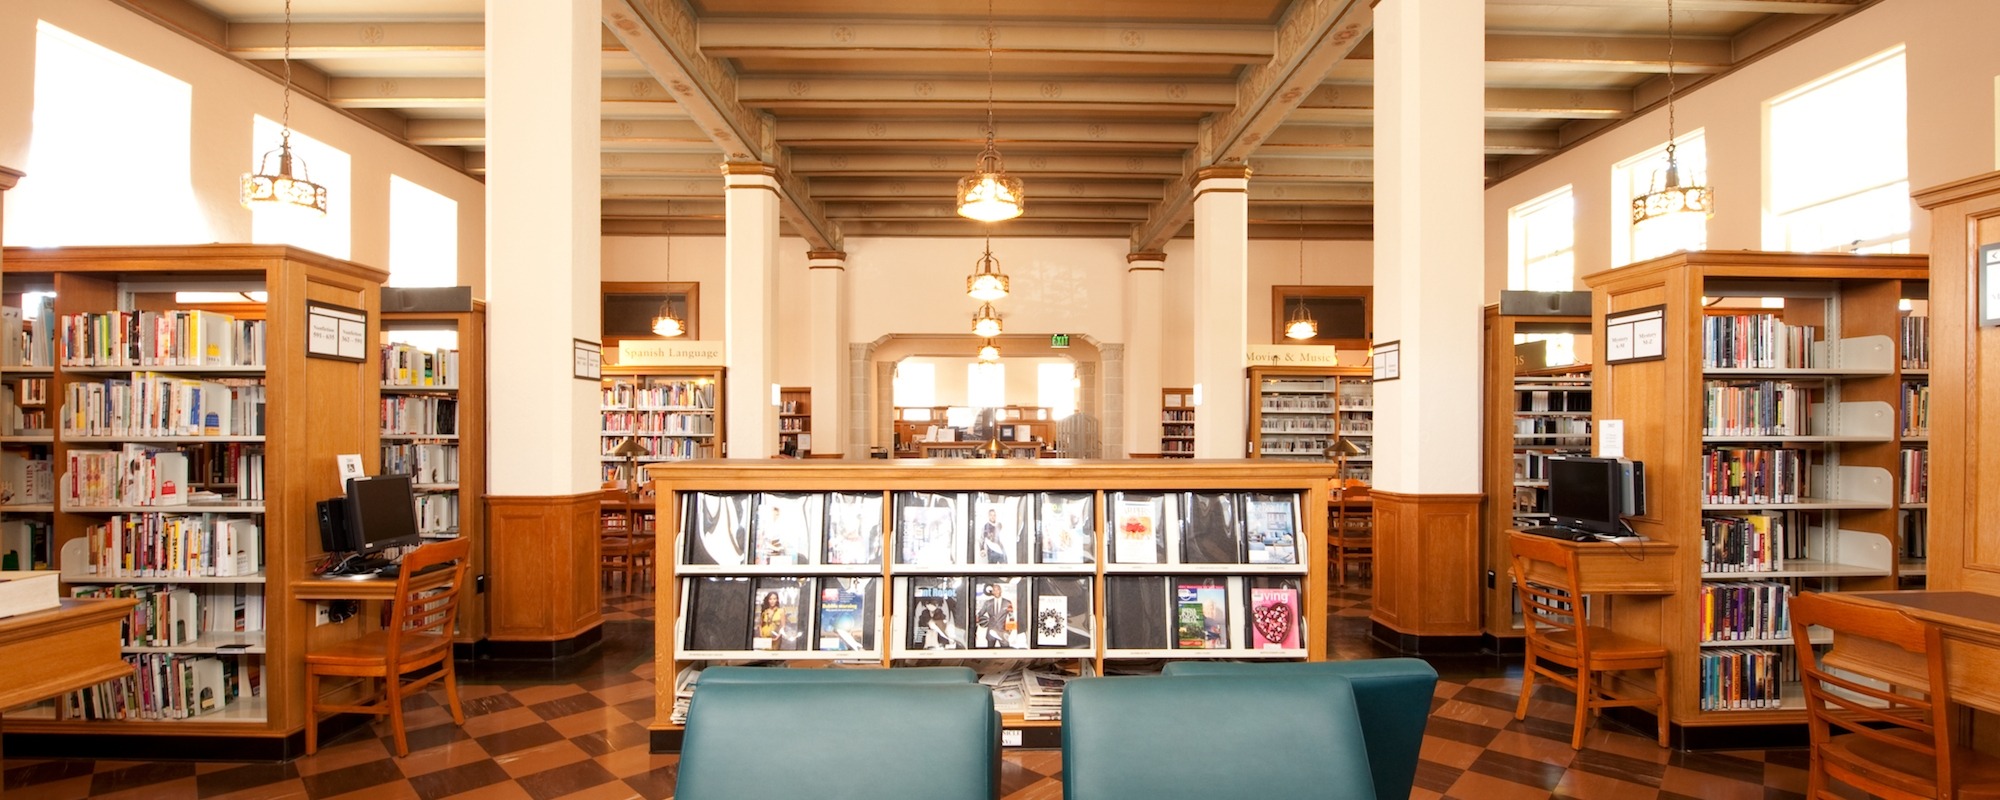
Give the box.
[780,119,1196,150]
[697,19,1273,64]
[1130,0,1373,252]
[736,76,1235,112]
[1488,0,1858,13]
[787,152,1186,178]
[806,178,1164,202]
[226,22,484,59]
[605,0,839,249]
[1485,33,1733,73]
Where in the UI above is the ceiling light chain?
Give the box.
[1632,0,1712,227]
[240,0,329,216]
[652,237,686,337]
[955,0,1025,222]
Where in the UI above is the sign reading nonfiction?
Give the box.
[306,302,367,363]
[1244,344,1340,366]
[617,339,726,366]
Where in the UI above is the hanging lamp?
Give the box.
[1284,227,1318,340]
[652,238,686,337]
[971,302,1003,338]
[977,339,1001,363]
[955,0,1024,222]
[240,0,329,216]
[966,235,1011,301]
[1631,0,1712,228]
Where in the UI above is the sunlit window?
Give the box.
[1508,186,1575,292]
[1038,362,1077,420]
[967,363,1005,409]
[8,22,205,247]
[389,176,458,287]
[1768,47,1908,253]
[250,116,351,259]
[893,361,936,408]
[1614,131,1708,265]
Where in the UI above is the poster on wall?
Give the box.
[1604,305,1666,364]
[306,302,367,362]
[1981,243,2000,328]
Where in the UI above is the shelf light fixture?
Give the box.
[955,0,1024,222]
[1631,0,1712,230]
[966,235,1011,301]
[241,0,328,217]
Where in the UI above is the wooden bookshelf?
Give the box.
[1160,387,1194,458]
[1246,366,1372,482]
[1914,171,2000,597]
[1582,250,1926,738]
[0,244,385,754]
[645,459,1334,749]
[600,367,724,485]
[379,304,486,643]
[1480,307,1592,639]
[777,387,810,457]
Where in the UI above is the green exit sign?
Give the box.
[1050,333,1070,348]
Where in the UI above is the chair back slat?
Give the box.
[1789,592,1959,795]
[386,538,473,656]
[1509,534,1587,651]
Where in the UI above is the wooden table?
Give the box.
[1506,531,1679,594]
[1822,590,2000,715]
[0,598,138,797]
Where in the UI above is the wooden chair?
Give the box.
[1790,592,2000,799]
[1509,533,1669,749]
[600,489,654,594]
[305,537,472,757]
[1329,483,1373,587]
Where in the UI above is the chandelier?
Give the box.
[977,339,1000,363]
[1632,0,1712,227]
[652,238,686,337]
[972,302,1003,338]
[1284,227,1317,340]
[240,0,328,216]
[955,0,1024,222]
[966,236,1011,301]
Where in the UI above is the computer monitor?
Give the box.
[343,474,422,555]
[1547,457,1624,535]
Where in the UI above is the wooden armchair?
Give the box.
[1509,533,1669,749]
[600,488,655,594]
[1329,483,1374,586]
[304,537,473,757]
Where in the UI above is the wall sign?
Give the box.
[1981,243,2000,327]
[617,339,726,366]
[1245,343,1340,367]
[1370,341,1400,381]
[573,340,603,381]
[1605,304,1666,364]
[306,302,367,362]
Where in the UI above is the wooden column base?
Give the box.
[1370,490,1483,640]
[487,492,604,645]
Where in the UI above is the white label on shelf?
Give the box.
[1599,419,1623,458]
[1002,730,1023,747]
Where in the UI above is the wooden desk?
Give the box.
[1506,531,1679,595]
[1823,590,2000,716]
[1,598,138,797]
[295,575,401,601]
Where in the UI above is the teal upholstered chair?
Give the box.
[694,665,977,684]
[1161,659,1438,800]
[1061,674,1377,800]
[677,679,1000,800]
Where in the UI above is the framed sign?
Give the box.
[573,340,603,381]
[1980,243,2000,327]
[1605,304,1667,364]
[306,302,367,362]
[1370,340,1400,381]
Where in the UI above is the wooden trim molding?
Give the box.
[485,492,605,642]
[1370,490,1483,638]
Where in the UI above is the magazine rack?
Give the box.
[646,459,1336,750]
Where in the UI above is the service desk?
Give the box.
[1822,590,2000,716]
[1,598,138,796]
[1505,531,1678,594]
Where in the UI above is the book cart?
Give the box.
[1582,250,1927,744]
[379,304,486,643]
[1245,365,1373,483]
[0,244,384,758]
[645,459,1336,750]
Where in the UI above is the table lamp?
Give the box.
[611,435,651,496]
[1332,437,1366,486]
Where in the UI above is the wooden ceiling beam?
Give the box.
[1488,0,1858,13]
[737,76,1235,110]
[697,19,1273,64]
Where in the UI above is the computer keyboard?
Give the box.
[1517,525,1595,542]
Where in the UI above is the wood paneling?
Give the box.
[0,598,137,711]
[1371,490,1482,637]
[1915,172,2000,595]
[486,492,603,642]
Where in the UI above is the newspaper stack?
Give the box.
[669,665,701,725]
[980,670,1028,715]
[1023,665,1092,721]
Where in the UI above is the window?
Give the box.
[1767,47,1908,253]
[388,176,458,287]
[967,363,1005,409]
[250,116,351,259]
[1614,131,1708,265]
[1508,186,1575,291]
[8,22,205,247]
[1038,362,1077,420]
[893,361,936,408]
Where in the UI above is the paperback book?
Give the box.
[1036,492,1095,564]
[972,576,1030,649]
[1243,492,1301,565]
[685,492,752,566]
[1108,491,1167,564]
[908,576,968,650]
[753,492,823,565]
[971,493,1029,565]
[896,491,966,565]
[1174,581,1230,650]
[815,577,877,652]
[822,491,884,565]
[749,577,813,651]
[1180,492,1241,564]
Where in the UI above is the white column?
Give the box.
[807,250,848,456]
[724,162,781,457]
[485,0,599,494]
[1191,166,1251,459]
[1124,253,1166,456]
[1373,0,1483,493]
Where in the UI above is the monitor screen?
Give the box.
[1547,457,1623,535]
[345,474,422,554]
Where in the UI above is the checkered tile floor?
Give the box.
[3,581,1819,800]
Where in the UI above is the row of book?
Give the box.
[415,492,458,537]
[1512,451,1582,482]
[1,451,52,505]
[1259,438,1328,455]
[1260,397,1334,412]
[2,400,48,436]
[1700,581,1791,642]
[1701,512,1807,573]
[1514,417,1589,442]
[69,583,266,647]
[1698,648,1789,711]
[1902,509,1928,559]
[1701,447,1805,505]
[1702,380,1807,437]
[602,380,716,410]
[61,374,266,438]
[381,344,459,388]
[202,444,265,501]
[1259,418,1333,433]
[11,377,48,405]
[81,513,262,578]
[0,518,52,570]
[601,409,715,436]
[382,443,457,485]
[1702,314,1818,370]
[1163,409,1193,422]
[1517,388,1591,413]
[1900,447,1929,504]
[1900,380,1930,436]
[380,396,457,436]
[1901,314,1930,370]
[599,437,712,462]
[64,445,197,507]
[60,653,260,721]
[57,310,266,369]
[1,297,57,367]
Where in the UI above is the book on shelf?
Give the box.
[1701,513,1801,573]
[2,298,57,368]
[822,491,883,566]
[1174,581,1229,649]
[1,518,53,570]
[752,492,822,566]
[685,492,753,566]
[1900,448,1929,504]
[62,653,261,721]
[749,576,812,651]
[62,446,191,507]
[972,576,1030,649]
[382,443,457,485]
[380,344,459,387]
[0,570,59,618]
[1107,491,1167,564]
[1248,584,1301,650]
[971,492,1028,565]
[61,372,265,438]
[199,444,265,501]
[1900,381,1930,435]
[815,577,876,652]
[80,513,261,578]
[1243,492,1300,566]
[1700,581,1791,642]
[1702,448,1804,504]
[1702,380,1806,437]
[896,491,966,565]
[1702,314,1817,370]
[1,451,53,505]
[1900,509,1928,559]
[1699,648,1787,711]
[908,576,967,650]
[601,379,716,410]
[71,583,266,646]
[1180,492,1241,565]
[1035,492,1094,564]
[1900,314,1929,370]
[414,493,458,537]
[58,310,265,368]
[380,396,457,436]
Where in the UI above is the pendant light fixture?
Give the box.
[966,235,1011,301]
[955,0,1024,222]
[977,339,1001,363]
[1631,0,1712,228]
[971,302,1003,338]
[1284,227,1318,340]
[652,238,686,337]
[240,0,329,216]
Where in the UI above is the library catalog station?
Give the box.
[6,0,2000,798]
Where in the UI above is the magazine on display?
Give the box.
[907,576,968,650]
[686,576,752,651]
[752,492,822,565]
[684,492,752,566]
[896,491,967,565]
[1104,575,1169,650]
[1248,581,1301,650]
[822,491,884,565]
[815,577,877,652]
[1243,492,1301,565]
[1034,576,1093,649]
[1035,492,1095,564]
[749,576,814,651]
[1174,580,1230,650]
[1107,491,1168,564]
[1181,491,1242,564]
[971,576,1031,649]
[971,493,1029,565]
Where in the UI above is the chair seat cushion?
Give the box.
[1823,728,2000,797]
[306,631,451,669]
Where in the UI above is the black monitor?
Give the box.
[343,474,422,555]
[1547,457,1624,535]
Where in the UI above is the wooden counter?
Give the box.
[1507,531,1679,595]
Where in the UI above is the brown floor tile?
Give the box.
[514,760,619,800]
[317,781,420,800]
[546,709,630,740]
[589,748,670,782]
[404,758,510,800]
[1659,764,1766,800]
[1446,767,1566,800]
[1553,768,1661,800]
[1487,729,1583,768]
[91,776,197,800]
[2,774,93,800]
[201,777,310,800]
[292,739,393,777]
[86,762,195,796]
[460,707,545,739]
[434,783,533,800]
[1434,697,1527,729]
[494,741,590,780]
[508,686,588,707]
[298,757,403,799]
[545,781,643,800]
[1419,735,1489,770]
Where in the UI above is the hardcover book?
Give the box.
[895,491,966,565]
[1243,492,1301,565]
[971,493,1029,565]
[823,491,884,565]
[1249,586,1300,650]
[684,492,752,566]
[816,577,876,652]
[1180,492,1241,564]
[1104,575,1168,650]
[752,492,823,565]
[1036,492,1095,564]
[972,576,1030,649]
[908,576,967,650]
[1108,492,1167,564]
[749,577,813,651]
[686,576,752,651]
[1174,581,1229,650]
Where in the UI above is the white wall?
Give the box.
[899,355,1073,407]
[0,0,486,289]
[1484,0,2000,299]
